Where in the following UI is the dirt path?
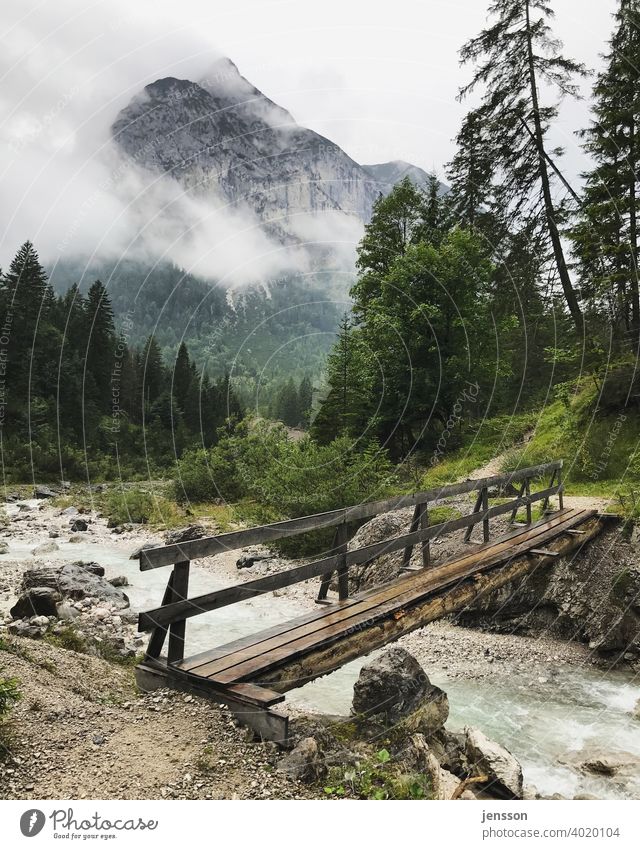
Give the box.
[0,638,313,800]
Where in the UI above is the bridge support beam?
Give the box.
[257,514,608,694]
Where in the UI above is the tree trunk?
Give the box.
[628,116,640,341]
[525,0,583,335]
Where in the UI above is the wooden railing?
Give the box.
[136,460,563,664]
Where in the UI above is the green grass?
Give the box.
[420,413,532,488]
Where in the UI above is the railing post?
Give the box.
[557,465,564,510]
[543,468,557,512]
[167,560,190,664]
[481,486,490,542]
[419,502,430,567]
[335,522,349,601]
[145,571,175,659]
[464,490,484,542]
[525,477,532,524]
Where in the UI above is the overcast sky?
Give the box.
[0,0,619,265]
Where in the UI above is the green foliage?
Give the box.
[174,422,397,552]
[102,488,184,527]
[323,748,434,800]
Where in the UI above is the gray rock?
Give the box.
[30,615,51,628]
[465,726,523,799]
[10,587,61,618]
[109,576,129,588]
[92,734,106,746]
[61,506,78,516]
[237,554,268,569]
[276,737,325,783]
[56,602,80,621]
[129,542,156,560]
[48,530,59,539]
[68,535,85,543]
[633,699,640,721]
[164,525,206,545]
[345,510,411,592]
[8,620,43,638]
[20,564,129,609]
[34,485,58,499]
[352,647,448,733]
[77,562,105,577]
[70,519,89,532]
[0,541,8,554]
[31,541,59,556]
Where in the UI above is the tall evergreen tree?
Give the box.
[172,342,194,410]
[83,280,115,411]
[456,0,587,333]
[298,375,313,428]
[571,0,640,342]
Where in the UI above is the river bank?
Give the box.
[1,491,639,800]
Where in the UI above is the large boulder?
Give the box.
[10,586,61,618]
[465,726,523,799]
[20,563,129,608]
[345,510,412,592]
[70,518,89,532]
[352,647,449,734]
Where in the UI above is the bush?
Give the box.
[102,488,183,526]
[173,423,398,553]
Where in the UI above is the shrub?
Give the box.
[102,488,183,527]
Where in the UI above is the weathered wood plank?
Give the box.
[256,514,606,694]
[176,511,564,674]
[204,512,592,684]
[188,510,588,682]
[138,461,563,569]
[138,484,563,633]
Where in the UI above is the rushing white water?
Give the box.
[3,526,639,799]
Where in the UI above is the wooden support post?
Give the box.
[542,469,557,511]
[464,490,484,542]
[420,502,430,568]
[510,479,527,524]
[525,477,532,524]
[402,504,422,569]
[145,571,175,659]
[335,522,349,601]
[317,525,343,603]
[481,486,490,542]
[558,466,564,510]
[168,561,190,665]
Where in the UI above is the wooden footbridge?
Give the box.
[134,460,612,741]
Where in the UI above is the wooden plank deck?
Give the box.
[172,507,597,701]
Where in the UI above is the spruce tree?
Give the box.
[172,342,193,411]
[571,0,640,342]
[84,280,115,412]
[457,0,587,333]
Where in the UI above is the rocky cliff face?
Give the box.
[111,58,380,250]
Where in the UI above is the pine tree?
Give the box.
[457,0,588,333]
[0,241,54,400]
[172,342,194,411]
[298,375,313,428]
[571,0,640,342]
[312,315,373,444]
[84,280,115,412]
[140,335,165,409]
